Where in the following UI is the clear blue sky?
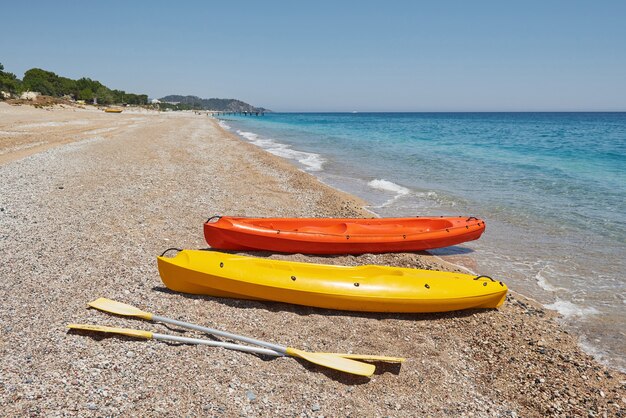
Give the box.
[1,1,625,111]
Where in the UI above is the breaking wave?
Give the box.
[236,130,325,172]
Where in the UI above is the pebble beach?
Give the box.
[0,102,624,416]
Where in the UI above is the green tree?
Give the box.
[76,78,104,96]
[128,94,148,105]
[0,62,21,95]
[58,76,77,98]
[78,88,94,101]
[22,68,60,96]
[111,89,131,104]
[95,86,113,105]
[1,62,149,104]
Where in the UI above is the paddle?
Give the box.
[85,298,380,376]
[67,324,282,356]
[88,298,404,363]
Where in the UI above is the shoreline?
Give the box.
[212,116,493,273]
[215,114,626,374]
[0,104,624,416]
[213,115,582,314]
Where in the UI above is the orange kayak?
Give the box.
[203,216,485,254]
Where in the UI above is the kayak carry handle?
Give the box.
[160,248,183,257]
[473,275,495,282]
[206,215,222,223]
[466,216,479,221]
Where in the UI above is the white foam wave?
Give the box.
[218,120,231,130]
[367,179,410,206]
[535,269,558,292]
[236,130,325,172]
[545,299,599,319]
[237,130,258,141]
[416,190,438,199]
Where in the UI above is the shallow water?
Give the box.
[217,112,626,372]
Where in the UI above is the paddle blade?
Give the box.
[68,324,153,340]
[88,298,153,320]
[286,347,375,377]
[332,354,406,363]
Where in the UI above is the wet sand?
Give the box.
[0,102,624,416]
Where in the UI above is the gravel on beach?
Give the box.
[0,103,624,416]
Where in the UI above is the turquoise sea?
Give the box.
[216,112,626,372]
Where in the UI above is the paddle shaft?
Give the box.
[152,332,281,356]
[152,315,287,355]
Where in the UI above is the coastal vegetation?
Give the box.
[0,63,21,95]
[1,63,267,111]
[0,62,148,105]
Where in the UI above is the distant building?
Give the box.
[151,99,161,104]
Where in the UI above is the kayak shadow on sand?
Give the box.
[192,246,476,257]
[152,285,491,323]
[180,246,478,270]
[426,245,476,256]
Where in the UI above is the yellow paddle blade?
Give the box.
[88,298,153,320]
[286,347,375,377]
[67,324,153,340]
[331,354,406,363]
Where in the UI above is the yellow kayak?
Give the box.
[157,250,508,313]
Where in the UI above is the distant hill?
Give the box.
[159,95,269,112]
